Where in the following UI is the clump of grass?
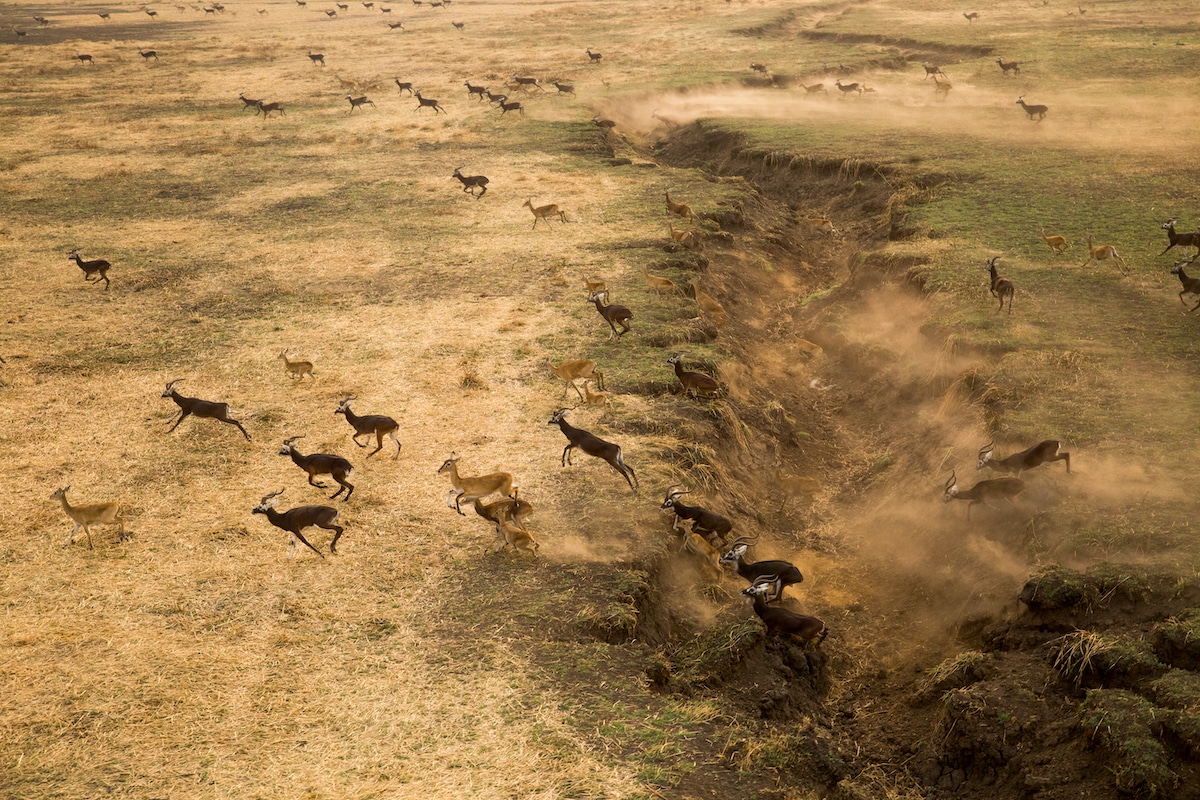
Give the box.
[1020,565,1091,611]
[1152,608,1200,670]
[1052,630,1114,689]
[1080,689,1175,797]
[917,649,987,698]
[460,369,487,390]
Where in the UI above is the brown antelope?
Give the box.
[995,57,1020,76]
[943,470,1025,520]
[473,490,534,535]
[51,487,125,550]
[67,250,112,289]
[1171,256,1200,311]
[414,91,445,114]
[437,452,513,515]
[691,280,726,325]
[668,224,702,251]
[834,79,862,98]
[742,580,827,644]
[641,264,677,296]
[1159,219,1200,257]
[548,408,637,492]
[1040,227,1067,254]
[803,83,827,96]
[721,536,804,601]
[1016,95,1047,121]
[977,440,1069,476]
[523,199,566,228]
[666,353,720,398]
[932,74,952,99]
[587,292,633,340]
[279,350,314,380]
[346,93,376,113]
[493,507,539,556]
[545,357,604,401]
[162,379,251,440]
[986,256,1014,314]
[664,190,697,220]
[1081,235,1126,271]
[334,397,401,459]
[252,489,344,559]
[279,436,355,501]
[804,216,837,235]
[963,11,979,22]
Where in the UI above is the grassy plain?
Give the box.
[2,0,1200,798]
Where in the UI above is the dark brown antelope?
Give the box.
[977,440,1070,476]
[587,292,632,340]
[666,353,720,398]
[1016,95,1047,121]
[279,436,355,500]
[986,256,1014,314]
[334,397,401,459]
[67,249,111,289]
[660,485,732,546]
[161,379,251,440]
[720,534,804,601]
[1171,256,1200,311]
[414,91,445,113]
[452,167,488,197]
[252,489,344,559]
[346,93,376,113]
[548,408,638,492]
[742,579,827,644]
[995,57,1020,76]
[1159,219,1200,257]
[307,50,325,66]
[942,470,1025,520]
[395,79,414,95]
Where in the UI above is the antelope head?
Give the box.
[720,534,759,565]
[548,408,569,425]
[279,435,304,455]
[162,378,184,397]
[660,484,691,509]
[976,442,995,469]
[943,470,960,502]
[254,488,285,512]
[335,396,356,415]
[1163,219,1178,231]
[436,452,460,475]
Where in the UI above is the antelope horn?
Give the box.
[978,441,994,456]
[165,378,184,388]
[283,435,304,445]
[261,488,285,503]
[664,484,690,498]
[728,533,759,548]
[944,470,957,492]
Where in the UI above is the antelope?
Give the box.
[933,74,952,99]
[1159,219,1200,257]
[325,9,337,16]
[963,11,979,22]
[523,199,565,228]
[346,93,376,113]
[499,99,524,116]
[995,57,1020,76]
[1171,257,1200,312]
[395,79,414,95]
[99,12,111,19]
[161,379,251,440]
[256,101,285,118]
[548,408,638,492]
[660,485,733,547]
[67,249,111,289]
[139,49,159,61]
[308,50,325,66]
[588,292,633,341]
[803,83,827,96]
[750,62,769,75]
[942,469,1025,520]
[51,487,125,550]
[278,350,314,380]
[582,275,608,303]
[742,580,827,644]
[720,534,804,601]
[664,190,697,220]
[804,216,837,235]
[252,489,344,559]
[1016,95,1047,121]
[75,53,95,65]
[463,81,488,100]
[1081,235,1126,271]
[494,509,539,556]
[551,81,574,95]
[667,353,720,398]
[545,357,603,401]
[773,464,822,512]
[834,79,862,98]
[145,8,158,17]
[580,380,610,412]
[239,93,262,111]
[641,264,677,296]
[450,167,488,199]
[986,256,1014,314]
[474,489,533,528]
[691,280,727,325]
[510,75,543,92]
[977,440,1070,476]
[279,436,355,501]
[414,91,445,113]
[586,48,602,63]
[921,63,945,79]
[334,396,401,459]
[1040,227,1067,254]
[387,20,404,29]
[591,115,616,130]
[451,20,464,30]
[485,90,507,105]
[438,452,513,515]
[675,519,722,583]
[668,224,702,251]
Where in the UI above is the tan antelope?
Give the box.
[279,350,315,380]
[523,199,566,228]
[437,452,514,515]
[51,487,126,550]
[664,190,697,220]
[641,264,677,296]
[1040,227,1067,254]
[582,275,609,303]
[691,280,727,325]
[544,357,604,401]
[1081,235,1127,271]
